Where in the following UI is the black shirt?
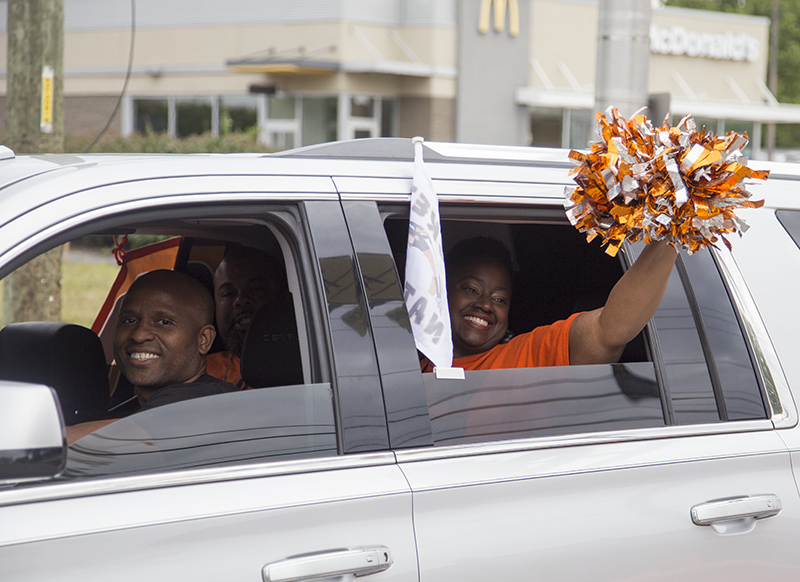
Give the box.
[111,374,237,417]
[141,374,237,410]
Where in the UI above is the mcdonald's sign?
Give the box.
[478,0,520,38]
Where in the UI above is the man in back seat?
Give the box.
[208,246,289,389]
[66,269,236,443]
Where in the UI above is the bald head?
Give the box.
[127,270,215,326]
[114,269,217,394]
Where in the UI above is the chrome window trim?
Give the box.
[332,173,572,193]
[0,452,397,508]
[338,192,566,204]
[0,191,335,268]
[333,174,571,202]
[394,419,776,464]
[0,171,340,228]
[424,142,574,164]
[713,247,798,428]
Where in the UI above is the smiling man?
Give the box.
[115,269,236,407]
[66,270,236,444]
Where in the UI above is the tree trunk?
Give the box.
[2,0,64,325]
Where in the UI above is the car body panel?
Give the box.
[399,430,800,581]
[0,461,419,582]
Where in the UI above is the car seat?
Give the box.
[240,295,303,388]
[0,322,110,425]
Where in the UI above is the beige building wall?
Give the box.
[528,0,598,93]
[54,21,457,98]
[0,17,458,141]
[526,0,769,110]
[648,8,768,103]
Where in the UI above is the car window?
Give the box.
[673,247,766,421]
[776,209,800,250]
[65,383,336,478]
[424,363,663,445]
[0,204,340,483]
[381,208,768,447]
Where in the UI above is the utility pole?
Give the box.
[595,0,652,119]
[2,0,64,325]
[766,0,779,160]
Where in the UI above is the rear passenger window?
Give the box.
[777,209,800,252]
[383,209,768,446]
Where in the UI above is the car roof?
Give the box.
[0,137,797,221]
[0,139,574,193]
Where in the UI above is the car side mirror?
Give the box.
[0,380,66,484]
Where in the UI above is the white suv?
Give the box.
[1,139,799,581]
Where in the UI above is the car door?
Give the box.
[403,243,800,581]
[338,165,800,580]
[0,163,419,582]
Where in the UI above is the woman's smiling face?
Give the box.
[447,257,512,358]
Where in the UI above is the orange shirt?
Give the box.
[207,351,246,389]
[421,312,580,372]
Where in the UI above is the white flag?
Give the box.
[404,137,453,368]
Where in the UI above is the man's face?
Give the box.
[447,257,512,359]
[114,282,211,390]
[214,257,283,356]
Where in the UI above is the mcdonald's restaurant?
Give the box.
[6,0,798,159]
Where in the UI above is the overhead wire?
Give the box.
[83,0,136,153]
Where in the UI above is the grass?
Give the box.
[0,251,120,329]
[62,259,120,328]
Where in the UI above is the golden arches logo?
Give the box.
[479,0,520,38]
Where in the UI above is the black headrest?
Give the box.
[241,295,303,388]
[0,322,110,425]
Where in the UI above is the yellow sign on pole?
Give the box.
[40,65,54,134]
[478,0,520,37]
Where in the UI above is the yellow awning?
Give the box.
[227,63,337,75]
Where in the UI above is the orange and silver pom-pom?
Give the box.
[564,107,767,256]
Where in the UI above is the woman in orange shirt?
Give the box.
[422,236,677,372]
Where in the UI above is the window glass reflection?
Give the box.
[425,363,664,446]
[681,250,766,420]
[65,384,336,479]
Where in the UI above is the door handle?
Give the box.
[263,546,392,582]
[691,494,782,534]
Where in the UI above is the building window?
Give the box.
[528,107,596,150]
[350,96,375,118]
[177,98,213,137]
[302,97,338,146]
[568,109,594,150]
[130,95,260,138]
[264,94,395,149]
[268,96,297,120]
[266,95,300,150]
[220,96,258,133]
[134,99,168,134]
[127,94,396,148]
[529,107,562,147]
[381,100,397,137]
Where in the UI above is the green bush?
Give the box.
[75,234,173,253]
[64,129,276,154]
